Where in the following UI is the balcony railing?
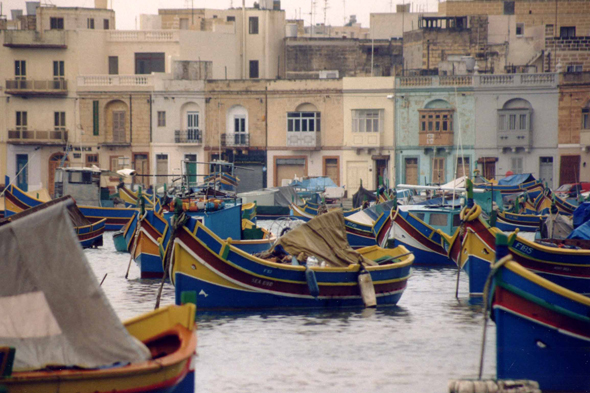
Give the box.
[107,30,179,42]
[396,73,558,88]
[419,131,454,147]
[5,79,68,95]
[497,130,532,150]
[175,129,202,144]
[77,75,154,91]
[222,133,250,148]
[3,30,67,48]
[7,129,68,145]
[286,131,321,150]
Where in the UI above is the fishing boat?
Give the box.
[0,200,197,393]
[170,209,414,311]
[241,202,257,222]
[448,187,590,296]
[389,205,456,267]
[238,186,302,219]
[495,210,543,232]
[474,173,545,200]
[487,234,590,392]
[118,184,156,208]
[290,202,392,249]
[524,188,576,216]
[2,194,106,248]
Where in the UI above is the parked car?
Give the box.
[555,182,590,199]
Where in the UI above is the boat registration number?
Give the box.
[252,278,274,287]
[514,242,533,255]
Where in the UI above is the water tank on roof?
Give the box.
[25,1,39,15]
[461,56,475,72]
[273,0,281,10]
[259,0,273,9]
[286,23,298,38]
[11,10,23,20]
[95,0,108,9]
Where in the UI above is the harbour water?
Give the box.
[87,231,496,393]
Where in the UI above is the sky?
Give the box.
[1,0,442,30]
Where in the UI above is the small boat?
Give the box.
[238,186,303,219]
[0,200,197,393]
[448,187,590,296]
[487,234,590,392]
[495,210,543,232]
[524,189,576,216]
[170,209,413,311]
[474,173,545,200]
[118,184,156,208]
[2,194,105,249]
[389,205,456,267]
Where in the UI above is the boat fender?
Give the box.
[305,266,320,298]
[358,265,377,308]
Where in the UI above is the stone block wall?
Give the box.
[558,72,590,144]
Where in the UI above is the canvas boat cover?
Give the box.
[274,186,303,207]
[0,201,149,371]
[541,213,573,240]
[497,173,536,186]
[567,220,590,240]
[352,186,377,208]
[274,209,377,267]
[573,202,590,229]
[290,176,337,191]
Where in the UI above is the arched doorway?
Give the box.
[48,152,68,197]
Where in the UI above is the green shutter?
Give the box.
[93,101,99,136]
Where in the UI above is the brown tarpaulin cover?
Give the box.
[274,209,377,267]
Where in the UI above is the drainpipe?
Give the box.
[242,0,247,79]
[129,94,132,143]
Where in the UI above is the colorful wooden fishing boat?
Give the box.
[0,200,197,393]
[389,206,455,266]
[1,194,106,248]
[118,184,155,208]
[290,203,392,249]
[495,210,543,232]
[448,198,590,296]
[474,174,544,200]
[241,202,257,222]
[4,182,138,231]
[488,236,590,392]
[170,209,413,311]
[524,189,576,216]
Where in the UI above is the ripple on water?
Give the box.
[87,231,495,393]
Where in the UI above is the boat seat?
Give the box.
[373,256,400,265]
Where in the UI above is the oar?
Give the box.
[99,273,108,286]
[125,215,141,279]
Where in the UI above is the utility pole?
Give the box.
[323,0,329,34]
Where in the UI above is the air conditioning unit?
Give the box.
[319,70,339,79]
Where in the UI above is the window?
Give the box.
[112,111,125,142]
[135,52,165,74]
[249,60,259,78]
[560,26,576,38]
[93,101,99,136]
[108,56,119,75]
[452,214,461,227]
[53,61,64,82]
[414,213,425,221]
[50,17,64,30]
[16,111,27,130]
[187,112,200,141]
[503,0,515,15]
[157,111,166,127]
[54,112,66,130]
[87,18,95,29]
[110,156,128,175]
[419,110,453,133]
[227,16,236,22]
[179,18,189,30]
[516,23,524,36]
[499,111,530,132]
[456,157,470,178]
[104,19,110,29]
[352,110,383,132]
[511,157,523,174]
[567,63,583,73]
[583,108,589,130]
[287,112,321,132]
[86,154,99,167]
[15,60,26,79]
[69,171,92,184]
[498,114,506,131]
[234,115,246,133]
[429,213,448,227]
[249,16,259,34]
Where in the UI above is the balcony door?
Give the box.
[15,60,26,89]
[16,154,28,192]
[234,114,247,145]
[187,112,199,142]
[133,153,149,188]
[112,111,125,142]
[53,61,64,89]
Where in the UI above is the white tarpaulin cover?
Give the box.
[0,202,149,371]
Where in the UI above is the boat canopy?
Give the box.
[274,209,377,267]
[497,173,536,186]
[0,202,149,371]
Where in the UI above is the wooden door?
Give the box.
[456,157,470,179]
[112,111,125,142]
[560,155,580,186]
[16,154,28,192]
[432,157,445,184]
[133,153,149,188]
[405,158,418,185]
[481,159,496,181]
[323,157,339,186]
[346,162,369,192]
[48,152,68,196]
[276,158,306,187]
[375,159,387,187]
[184,154,197,187]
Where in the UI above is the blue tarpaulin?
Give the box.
[290,176,338,191]
[567,220,590,240]
[573,202,590,228]
[497,173,536,186]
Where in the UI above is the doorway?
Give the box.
[404,158,418,185]
[539,157,554,189]
[16,154,28,192]
[559,155,580,186]
[133,153,149,188]
[184,154,197,187]
[323,157,340,186]
[375,159,388,188]
[48,152,68,196]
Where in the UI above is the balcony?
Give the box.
[396,73,558,89]
[286,131,321,150]
[419,131,454,148]
[222,133,250,148]
[107,30,179,42]
[3,30,67,49]
[7,129,68,145]
[77,75,154,92]
[175,129,202,144]
[497,130,532,152]
[5,79,68,96]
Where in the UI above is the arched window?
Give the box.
[498,98,532,133]
[179,102,201,143]
[226,105,248,146]
[287,103,321,133]
[105,100,128,143]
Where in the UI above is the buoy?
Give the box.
[305,266,320,298]
[358,266,377,307]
